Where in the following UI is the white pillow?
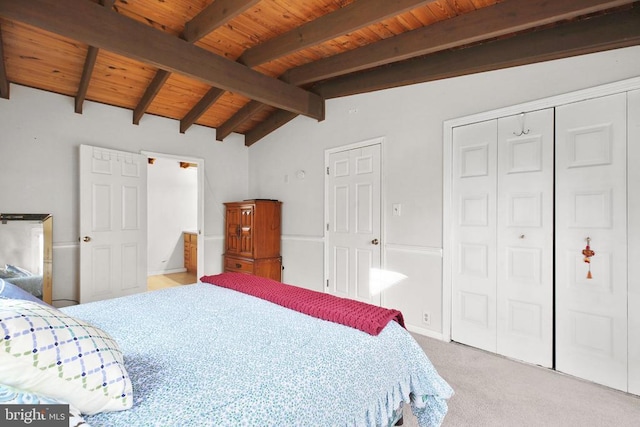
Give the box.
[0,299,133,415]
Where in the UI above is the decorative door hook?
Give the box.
[513,112,530,136]
[582,237,595,279]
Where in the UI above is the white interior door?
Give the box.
[555,93,628,391]
[451,119,498,353]
[80,144,148,303]
[496,110,554,368]
[327,143,381,305]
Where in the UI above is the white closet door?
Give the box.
[451,120,498,353]
[628,89,640,396]
[496,109,554,368]
[555,93,628,392]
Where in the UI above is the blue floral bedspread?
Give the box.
[62,283,453,427]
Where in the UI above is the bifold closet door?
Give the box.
[451,120,498,353]
[451,109,553,367]
[555,93,628,392]
[496,110,554,368]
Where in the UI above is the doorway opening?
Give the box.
[144,152,204,290]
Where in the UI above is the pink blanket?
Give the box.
[200,272,404,336]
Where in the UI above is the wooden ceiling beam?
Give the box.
[133,69,171,125]
[182,0,260,43]
[237,0,432,67]
[251,5,640,144]
[133,0,258,127]
[244,110,298,147]
[0,22,9,99]
[75,46,98,114]
[225,0,634,142]
[180,87,225,133]
[0,0,325,120]
[75,0,114,114]
[219,0,431,139]
[314,4,640,99]
[216,100,268,141]
[284,0,637,86]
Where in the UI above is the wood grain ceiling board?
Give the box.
[87,51,157,110]
[1,19,85,97]
[0,0,637,145]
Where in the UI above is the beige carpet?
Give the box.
[401,334,640,427]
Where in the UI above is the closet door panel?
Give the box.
[555,93,628,392]
[496,109,554,368]
[451,120,498,352]
[629,89,640,396]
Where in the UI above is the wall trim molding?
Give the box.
[204,235,223,241]
[385,243,442,257]
[53,242,79,249]
[282,234,323,242]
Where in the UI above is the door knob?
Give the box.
[371,238,379,245]
[83,236,92,242]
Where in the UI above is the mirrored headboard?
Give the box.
[0,213,53,304]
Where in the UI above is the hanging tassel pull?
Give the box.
[582,237,595,279]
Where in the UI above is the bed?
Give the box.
[0,265,44,299]
[0,273,453,427]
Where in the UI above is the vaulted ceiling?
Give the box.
[0,0,638,145]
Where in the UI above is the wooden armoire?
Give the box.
[223,199,282,281]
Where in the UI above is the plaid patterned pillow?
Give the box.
[0,299,132,415]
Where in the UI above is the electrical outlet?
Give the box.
[423,312,431,326]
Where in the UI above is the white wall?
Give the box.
[147,157,198,275]
[248,46,640,336]
[0,85,249,304]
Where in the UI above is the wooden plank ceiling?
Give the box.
[0,0,639,146]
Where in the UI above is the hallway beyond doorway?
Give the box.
[147,272,197,291]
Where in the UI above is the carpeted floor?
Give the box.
[402,333,640,427]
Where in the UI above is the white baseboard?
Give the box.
[406,324,446,341]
